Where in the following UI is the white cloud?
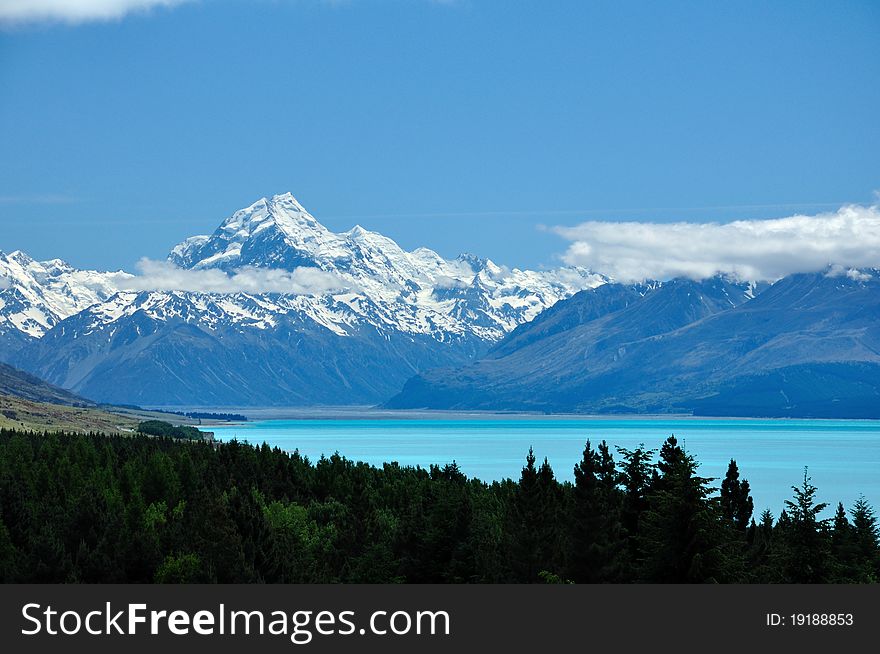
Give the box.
[446,259,478,279]
[553,204,880,283]
[0,0,190,25]
[826,264,872,283]
[123,259,351,295]
[433,275,467,290]
[551,267,604,287]
[485,263,511,281]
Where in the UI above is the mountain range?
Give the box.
[2,192,879,417]
[0,193,603,406]
[387,270,880,417]
[0,250,124,359]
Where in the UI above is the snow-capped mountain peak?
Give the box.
[169,192,348,272]
[162,193,606,333]
[221,193,326,241]
[3,192,606,353]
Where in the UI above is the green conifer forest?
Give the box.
[0,429,876,583]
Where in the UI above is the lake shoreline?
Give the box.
[146,405,880,425]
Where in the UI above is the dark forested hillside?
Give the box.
[0,429,876,583]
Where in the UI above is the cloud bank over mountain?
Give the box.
[0,0,189,25]
[554,204,880,282]
[122,258,351,295]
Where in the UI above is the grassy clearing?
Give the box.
[0,394,139,433]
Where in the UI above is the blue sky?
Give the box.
[1,0,878,272]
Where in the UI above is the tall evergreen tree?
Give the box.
[536,457,565,577]
[746,509,776,582]
[850,495,880,582]
[779,468,831,583]
[509,447,542,582]
[830,501,857,582]
[568,440,624,582]
[616,443,655,575]
[720,459,754,532]
[639,436,732,582]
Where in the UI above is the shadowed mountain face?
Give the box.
[0,361,95,407]
[386,272,880,418]
[18,303,487,406]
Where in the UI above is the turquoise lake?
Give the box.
[209,416,880,516]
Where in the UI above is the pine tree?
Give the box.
[850,495,879,582]
[535,456,565,578]
[747,509,776,582]
[720,459,754,532]
[833,502,849,532]
[779,468,831,583]
[568,440,623,582]
[509,447,542,582]
[656,435,687,479]
[639,436,732,582]
[830,502,857,582]
[596,441,618,491]
[616,443,655,577]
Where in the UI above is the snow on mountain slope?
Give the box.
[134,192,606,341]
[3,193,606,405]
[169,194,351,271]
[0,250,128,339]
[2,194,603,348]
